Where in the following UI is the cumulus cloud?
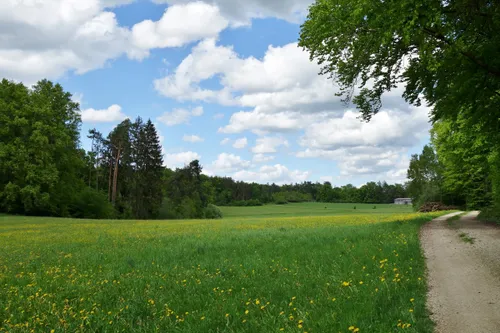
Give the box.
[154,40,338,114]
[130,2,228,59]
[152,0,314,25]
[0,1,232,83]
[252,136,289,154]
[81,104,127,123]
[232,137,248,149]
[164,151,200,168]
[220,138,231,145]
[211,153,251,173]
[233,164,310,185]
[183,134,204,143]
[295,105,431,182]
[157,106,204,126]
[320,176,333,183]
[252,154,275,163]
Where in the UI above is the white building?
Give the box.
[394,198,412,205]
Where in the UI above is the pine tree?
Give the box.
[141,120,164,219]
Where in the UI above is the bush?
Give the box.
[230,200,263,206]
[478,206,500,225]
[70,187,115,219]
[204,204,223,219]
[275,198,288,205]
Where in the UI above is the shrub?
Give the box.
[70,188,115,219]
[204,204,223,219]
[478,206,500,225]
[275,198,288,205]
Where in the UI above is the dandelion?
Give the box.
[245,310,249,314]
[225,313,229,318]
[342,281,350,287]
[200,316,205,320]
[410,298,414,302]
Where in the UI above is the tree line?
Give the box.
[0,78,410,220]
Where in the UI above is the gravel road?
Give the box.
[421,211,500,333]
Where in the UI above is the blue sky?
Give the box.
[0,0,431,186]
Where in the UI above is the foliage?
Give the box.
[0,79,84,216]
[477,207,500,225]
[300,0,500,217]
[299,0,500,132]
[0,212,444,332]
[203,203,223,219]
[70,187,115,219]
[162,160,208,219]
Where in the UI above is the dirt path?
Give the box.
[421,211,500,333]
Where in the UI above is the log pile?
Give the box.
[418,202,458,212]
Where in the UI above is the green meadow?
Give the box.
[220,202,414,218]
[0,206,442,333]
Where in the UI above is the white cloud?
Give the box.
[130,2,228,59]
[252,136,289,154]
[81,104,127,123]
[152,0,314,25]
[233,164,310,185]
[0,1,231,83]
[252,153,275,163]
[154,40,337,113]
[211,153,251,172]
[157,106,203,126]
[164,151,200,168]
[183,134,204,143]
[220,138,231,145]
[213,113,225,119]
[298,108,429,150]
[320,176,333,183]
[295,105,431,182]
[232,137,248,149]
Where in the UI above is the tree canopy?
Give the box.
[299,0,500,134]
[300,0,500,219]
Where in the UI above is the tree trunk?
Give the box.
[108,158,113,202]
[96,155,99,191]
[112,147,121,205]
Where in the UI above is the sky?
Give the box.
[0,0,432,186]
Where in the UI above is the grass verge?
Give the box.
[0,212,444,332]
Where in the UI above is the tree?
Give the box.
[299,0,500,135]
[407,145,449,208]
[138,120,164,218]
[107,119,132,206]
[431,117,492,209]
[0,79,84,216]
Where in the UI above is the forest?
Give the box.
[0,78,410,220]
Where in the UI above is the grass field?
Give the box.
[0,207,443,333]
[220,202,414,218]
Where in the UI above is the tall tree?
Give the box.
[108,119,132,206]
[299,0,500,134]
[0,79,83,216]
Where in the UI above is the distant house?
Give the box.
[394,198,412,205]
